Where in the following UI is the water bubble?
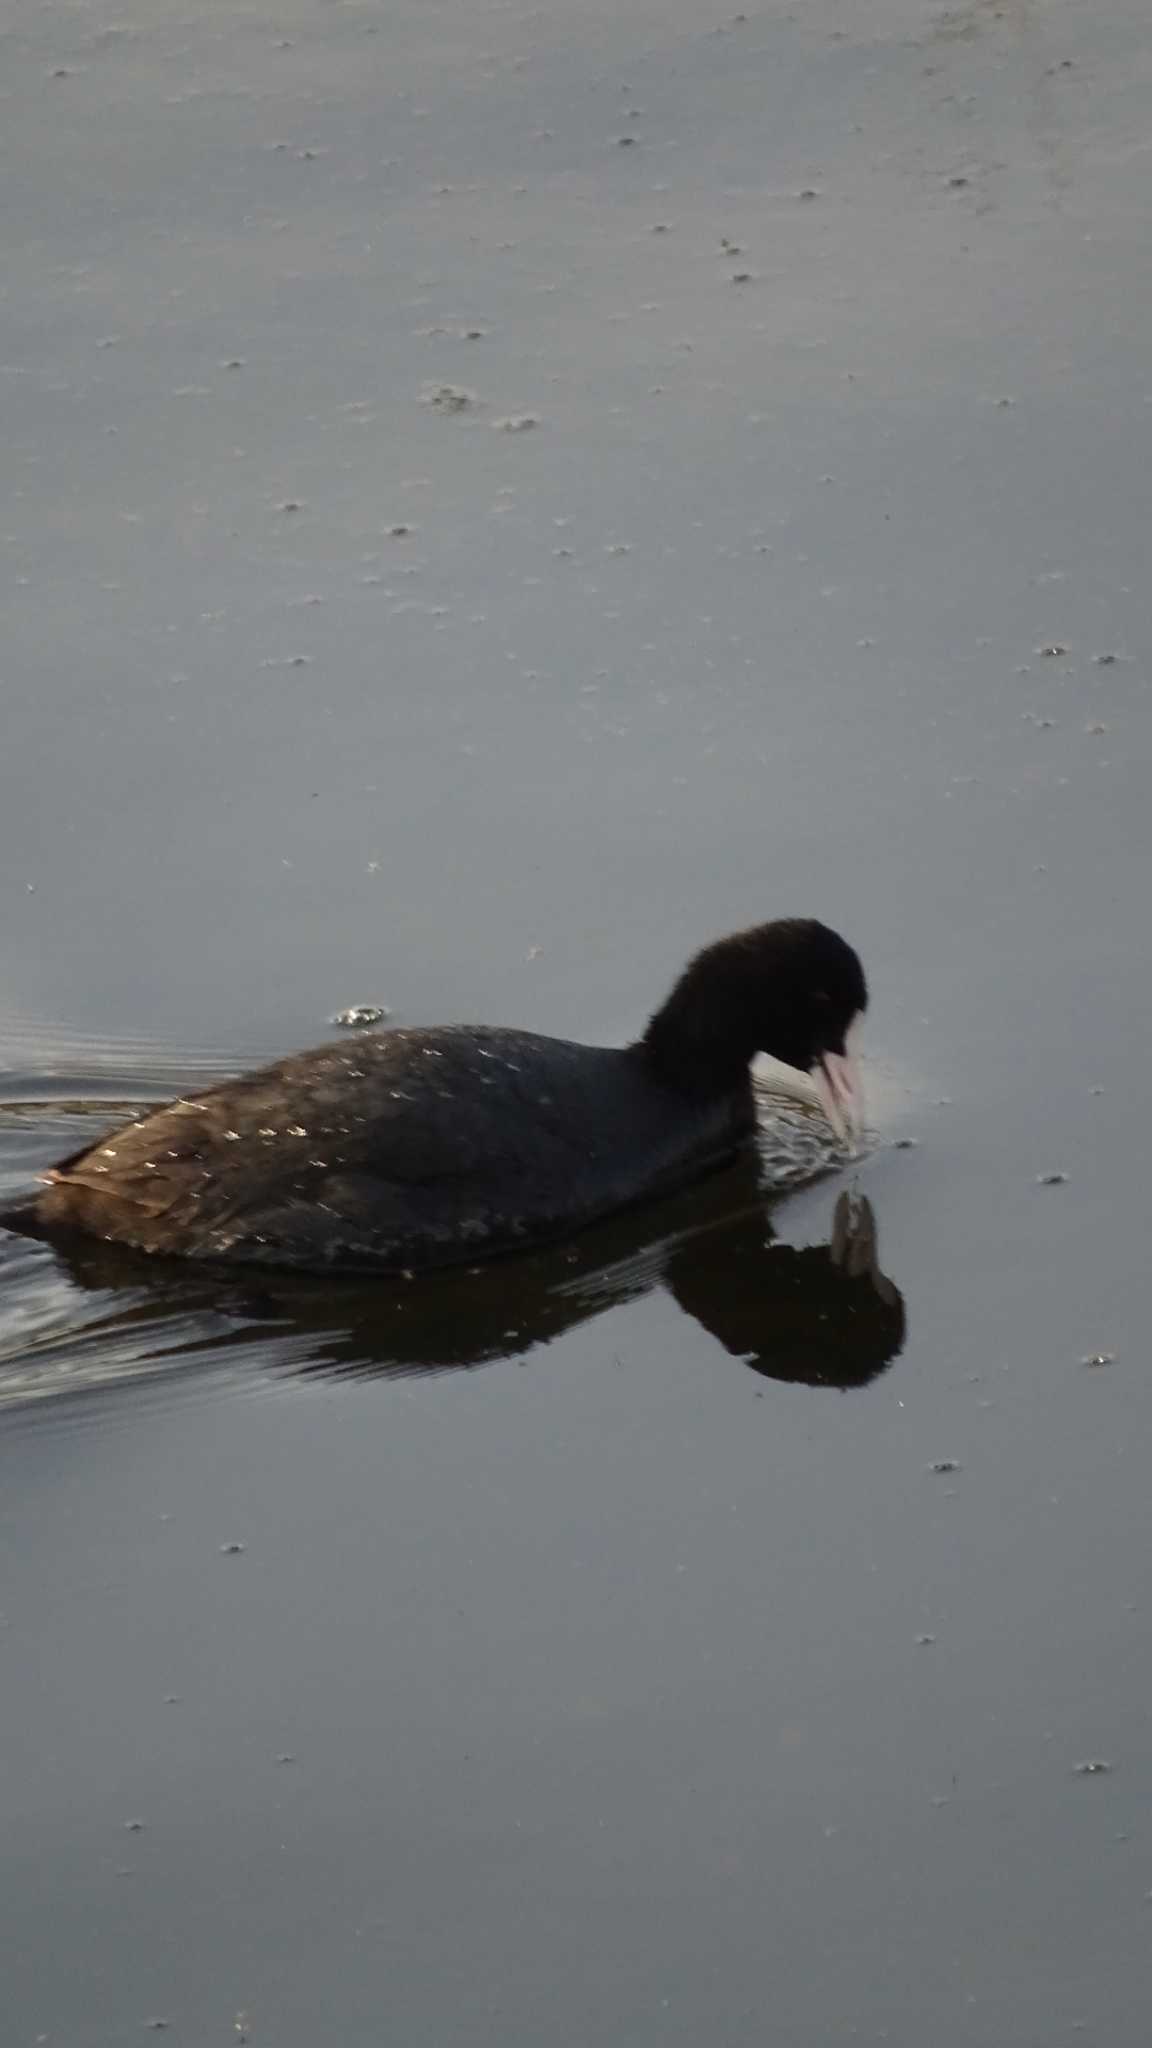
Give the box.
[424,385,477,414]
[332,1004,389,1029]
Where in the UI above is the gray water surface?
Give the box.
[3,1,1152,2042]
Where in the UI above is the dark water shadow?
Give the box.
[5,1155,905,1397]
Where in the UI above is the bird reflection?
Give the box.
[24,1153,904,1393]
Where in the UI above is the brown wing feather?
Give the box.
[34,1034,503,1252]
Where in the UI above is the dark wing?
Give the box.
[36,1028,602,1260]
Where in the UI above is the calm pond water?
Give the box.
[3,0,1151,2042]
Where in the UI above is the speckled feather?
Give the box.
[37,1026,756,1270]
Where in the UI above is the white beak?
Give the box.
[814,1050,864,1150]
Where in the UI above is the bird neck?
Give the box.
[636,966,762,1099]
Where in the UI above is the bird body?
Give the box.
[20,919,867,1273]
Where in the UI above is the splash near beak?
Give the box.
[814,1051,864,1150]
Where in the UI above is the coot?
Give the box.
[23,918,866,1272]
